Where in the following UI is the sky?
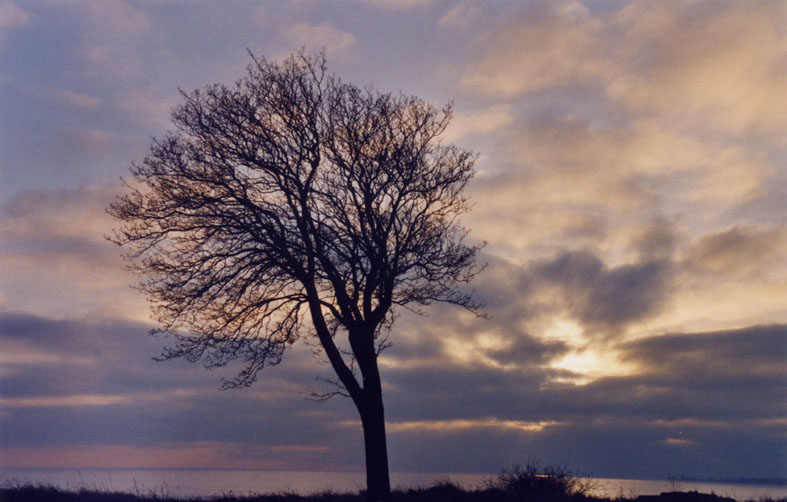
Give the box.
[1,0,786,482]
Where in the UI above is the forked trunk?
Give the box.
[307,305,392,501]
[359,396,391,502]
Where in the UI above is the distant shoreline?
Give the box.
[676,476,787,487]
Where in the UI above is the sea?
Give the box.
[0,469,785,500]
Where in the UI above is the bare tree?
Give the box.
[109,51,481,502]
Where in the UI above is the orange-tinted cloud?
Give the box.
[462,1,787,136]
[0,186,148,320]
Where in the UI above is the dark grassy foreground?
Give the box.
[2,465,784,502]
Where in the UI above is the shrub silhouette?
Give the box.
[488,462,596,502]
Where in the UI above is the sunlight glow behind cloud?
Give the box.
[343,419,561,433]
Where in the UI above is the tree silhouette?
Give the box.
[109,51,481,502]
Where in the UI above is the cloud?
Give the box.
[0,1,29,33]
[367,0,434,10]
[631,217,678,261]
[0,442,326,470]
[497,112,774,222]
[283,22,356,56]
[624,324,786,374]
[462,112,721,260]
[0,311,367,470]
[467,170,624,260]
[512,115,713,177]
[117,89,175,131]
[0,389,197,409]
[461,1,603,97]
[397,247,677,386]
[464,95,780,274]
[368,418,560,433]
[438,3,481,30]
[375,247,673,389]
[684,226,786,276]
[1,309,785,478]
[618,325,787,421]
[52,89,102,109]
[0,313,182,398]
[0,186,147,319]
[76,0,153,78]
[462,1,787,137]
[1,186,116,253]
[444,104,513,142]
[633,224,787,333]
[381,322,786,477]
[684,147,773,207]
[82,0,151,38]
[606,0,787,137]
[532,250,673,331]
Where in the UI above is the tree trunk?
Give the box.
[307,308,391,502]
[359,393,391,502]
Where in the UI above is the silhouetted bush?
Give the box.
[486,461,598,502]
